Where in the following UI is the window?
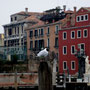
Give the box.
[11,17,13,22]
[30,31,33,38]
[63,46,67,55]
[85,14,88,21]
[71,45,75,54]
[4,41,6,47]
[81,16,84,21]
[35,40,39,49]
[78,43,85,55]
[77,30,81,38]
[77,16,80,22]
[47,38,49,47]
[34,30,38,37]
[71,31,75,39]
[15,16,17,21]
[76,14,88,22]
[80,44,85,50]
[39,29,41,36]
[47,27,50,35]
[41,28,44,36]
[63,32,67,40]
[83,29,88,38]
[71,61,75,70]
[63,61,67,70]
[30,41,33,49]
[55,37,58,48]
[55,25,59,34]
[8,28,12,35]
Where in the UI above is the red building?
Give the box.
[59,7,90,75]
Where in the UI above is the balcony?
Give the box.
[4,35,20,40]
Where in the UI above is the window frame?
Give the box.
[71,61,75,70]
[47,27,50,35]
[71,31,75,39]
[63,46,67,55]
[71,45,75,55]
[83,29,88,38]
[76,14,88,22]
[85,14,88,21]
[77,30,81,38]
[55,25,59,34]
[29,30,33,38]
[63,61,67,70]
[55,37,58,47]
[63,32,67,40]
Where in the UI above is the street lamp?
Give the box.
[75,49,86,79]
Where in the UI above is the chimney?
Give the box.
[74,7,77,13]
[63,5,66,12]
[25,8,28,13]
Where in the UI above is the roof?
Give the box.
[3,15,42,27]
[64,10,74,14]
[11,11,43,16]
[82,7,90,11]
[24,15,41,22]
[27,20,45,29]
[61,13,75,28]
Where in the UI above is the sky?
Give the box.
[0,0,90,33]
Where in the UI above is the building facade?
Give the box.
[3,8,42,60]
[59,7,90,75]
[26,7,68,60]
[26,20,60,59]
[0,34,4,59]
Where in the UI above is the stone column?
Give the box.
[38,61,53,90]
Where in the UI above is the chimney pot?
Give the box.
[25,8,28,13]
[74,7,77,13]
[63,5,66,12]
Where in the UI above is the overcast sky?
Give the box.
[0,0,90,33]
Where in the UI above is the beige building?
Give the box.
[0,34,4,46]
[26,7,65,60]
[26,20,60,59]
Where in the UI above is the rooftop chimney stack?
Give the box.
[74,7,77,13]
[63,5,66,12]
[25,8,28,13]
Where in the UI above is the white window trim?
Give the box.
[76,14,88,22]
[76,16,80,22]
[84,14,88,21]
[71,45,75,55]
[83,29,88,38]
[63,61,67,70]
[77,30,81,38]
[71,31,75,39]
[63,46,67,55]
[63,32,67,40]
[71,61,75,70]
